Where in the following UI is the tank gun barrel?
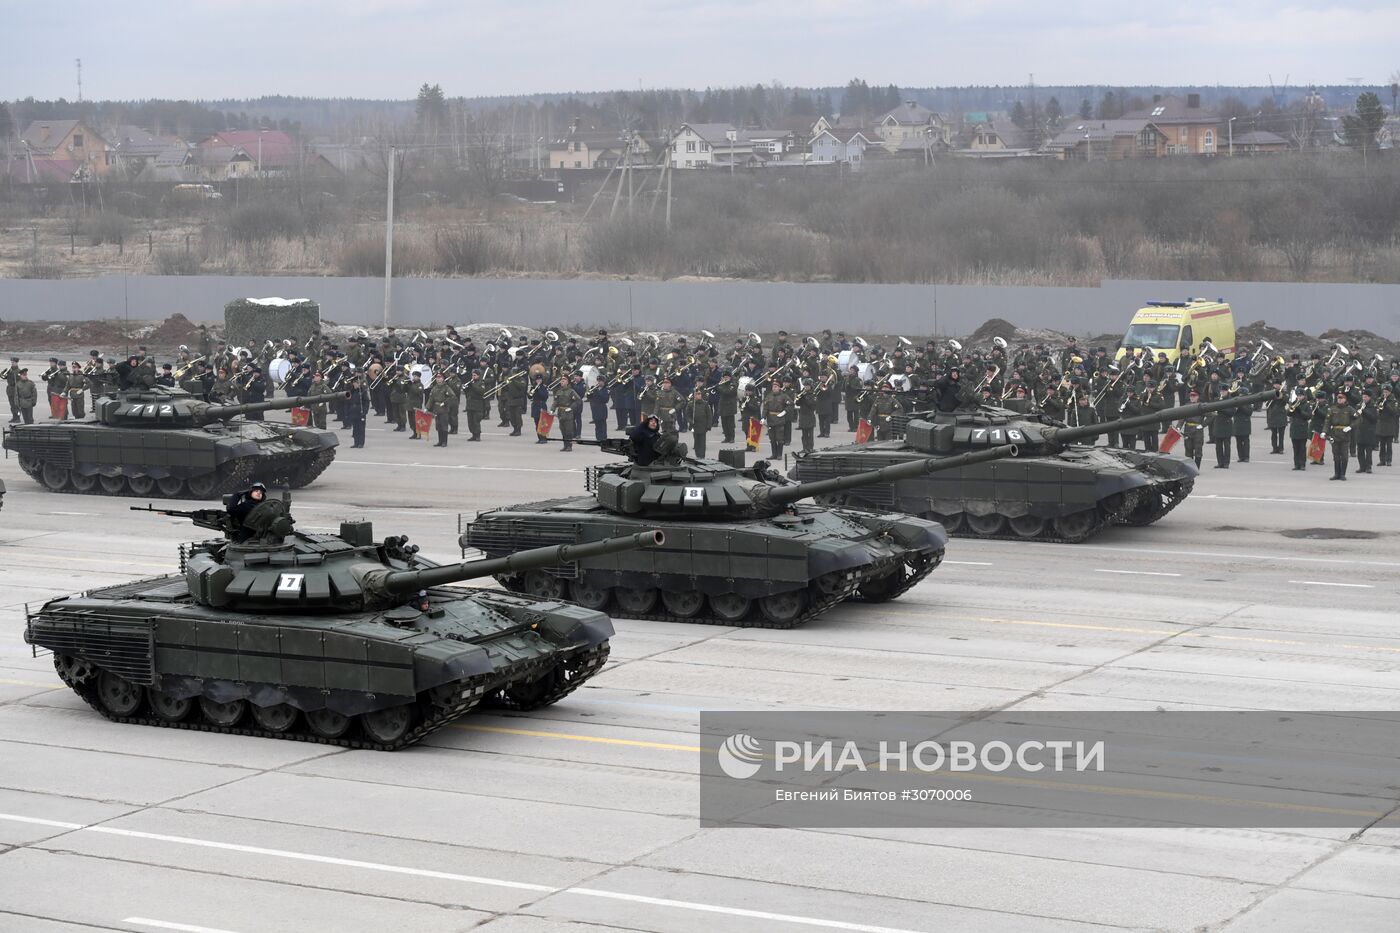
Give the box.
[384,530,665,594]
[769,444,1018,507]
[1045,389,1276,445]
[200,391,350,423]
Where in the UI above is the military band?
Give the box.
[5,327,1398,487]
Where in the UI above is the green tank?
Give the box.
[790,390,1276,543]
[2,386,347,498]
[459,439,1015,628]
[25,497,663,749]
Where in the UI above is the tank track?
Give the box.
[250,448,336,489]
[1116,479,1194,527]
[55,655,490,751]
[281,447,337,489]
[18,456,254,500]
[490,644,611,711]
[501,574,860,629]
[851,551,943,603]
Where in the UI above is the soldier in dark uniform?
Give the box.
[740,384,762,447]
[1377,385,1398,466]
[715,372,738,443]
[3,356,20,423]
[796,378,818,453]
[1355,390,1378,474]
[1287,389,1313,470]
[1325,389,1356,480]
[243,366,267,420]
[1265,380,1288,454]
[843,365,862,431]
[346,374,369,448]
[529,375,549,442]
[1232,387,1252,463]
[587,376,611,441]
[1211,390,1234,469]
[1308,391,1329,466]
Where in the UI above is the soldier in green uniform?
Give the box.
[1325,389,1357,480]
[306,372,329,429]
[550,379,575,452]
[445,369,462,435]
[714,372,738,443]
[871,383,902,441]
[66,361,87,420]
[1355,389,1378,474]
[388,368,410,433]
[14,369,36,423]
[686,387,711,458]
[426,371,455,447]
[843,365,862,431]
[653,377,682,438]
[1377,385,1398,467]
[1181,389,1205,467]
[2,356,19,423]
[763,383,789,457]
[1211,388,1234,469]
[462,369,488,441]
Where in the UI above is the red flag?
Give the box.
[50,395,68,420]
[855,419,874,444]
[537,409,557,438]
[1159,424,1182,454]
[1308,432,1326,463]
[290,407,311,427]
[745,416,763,450]
[413,408,434,438]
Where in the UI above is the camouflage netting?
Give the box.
[224,298,321,351]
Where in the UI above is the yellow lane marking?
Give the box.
[452,722,704,752]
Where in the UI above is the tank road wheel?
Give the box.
[759,589,808,626]
[1052,511,1099,542]
[40,464,70,491]
[929,511,965,533]
[523,570,567,600]
[614,586,659,615]
[360,704,416,745]
[251,703,299,733]
[661,590,706,618]
[53,654,97,686]
[68,472,97,493]
[155,476,186,497]
[99,474,126,494]
[709,593,753,623]
[147,689,193,723]
[185,473,220,498]
[200,697,247,728]
[126,475,155,496]
[1009,515,1047,539]
[965,513,1007,537]
[305,708,351,740]
[96,670,143,717]
[568,580,612,610]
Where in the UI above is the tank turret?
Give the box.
[95,387,349,428]
[791,389,1278,544]
[578,437,1016,519]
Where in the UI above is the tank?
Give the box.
[25,496,663,749]
[2,386,348,499]
[459,439,1016,628]
[790,390,1277,543]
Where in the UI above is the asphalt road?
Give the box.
[1,403,1398,933]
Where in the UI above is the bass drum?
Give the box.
[409,363,433,389]
[268,357,293,387]
[529,362,547,378]
[578,364,600,388]
[856,362,874,383]
[737,375,754,397]
[836,349,861,373]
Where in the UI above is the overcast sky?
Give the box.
[5,1,1397,100]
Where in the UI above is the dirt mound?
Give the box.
[143,313,210,346]
[1237,320,1400,361]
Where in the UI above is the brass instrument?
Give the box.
[974,365,1000,394]
[173,355,206,380]
[1247,339,1275,377]
[485,369,526,398]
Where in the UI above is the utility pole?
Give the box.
[76,58,82,102]
[383,146,396,328]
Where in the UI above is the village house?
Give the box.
[1045,119,1169,160]
[11,119,113,181]
[669,123,757,169]
[1228,130,1290,154]
[874,100,952,152]
[548,130,657,170]
[1123,94,1222,155]
[809,128,871,168]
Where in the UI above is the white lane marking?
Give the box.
[566,888,929,933]
[1028,544,1400,569]
[46,511,94,516]
[942,560,992,566]
[124,919,242,933]
[1093,569,1181,577]
[1289,580,1375,589]
[0,813,929,933]
[1198,494,1400,509]
[337,460,582,474]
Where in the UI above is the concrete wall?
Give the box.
[2,274,1396,338]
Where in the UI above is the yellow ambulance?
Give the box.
[1115,299,1235,364]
